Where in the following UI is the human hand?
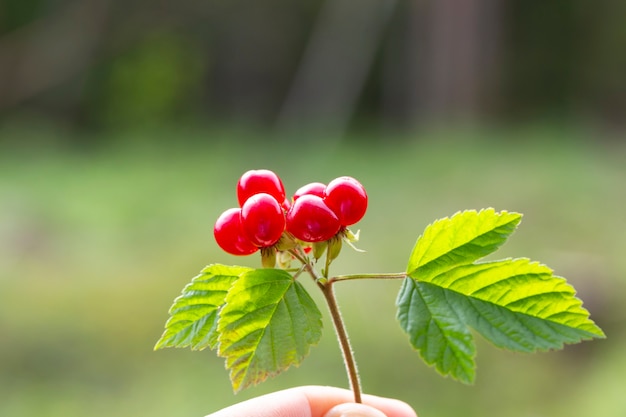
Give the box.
[206,385,417,417]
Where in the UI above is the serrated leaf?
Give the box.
[154,264,252,351]
[407,209,522,281]
[398,259,605,383]
[217,268,323,392]
[397,277,476,383]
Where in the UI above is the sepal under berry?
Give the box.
[326,234,343,262]
[261,247,277,268]
[342,228,365,253]
[276,250,294,269]
[274,232,298,252]
[312,240,328,260]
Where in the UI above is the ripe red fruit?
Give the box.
[286,194,341,242]
[281,198,291,212]
[241,193,286,247]
[293,182,326,201]
[214,208,259,255]
[324,176,368,226]
[237,169,286,207]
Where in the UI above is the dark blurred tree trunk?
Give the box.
[276,0,397,137]
[383,0,503,129]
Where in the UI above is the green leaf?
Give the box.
[398,258,605,384]
[399,209,604,383]
[154,264,252,351]
[217,268,323,392]
[397,277,476,383]
[407,208,522,281]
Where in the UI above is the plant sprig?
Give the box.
[155,171,605,403]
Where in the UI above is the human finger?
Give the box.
[205,385,417,417]
[323,402,388,417]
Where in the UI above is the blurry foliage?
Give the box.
[0,128,625,416]
[90,33,207,128]
[1,0,44,31]
[0,0,625,133]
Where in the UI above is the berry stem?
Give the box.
[288,248,310,268]
[329,272,407,283]
[319,281,362,403]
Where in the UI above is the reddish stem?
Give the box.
[319,281,362,403]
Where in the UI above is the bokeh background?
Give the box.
[1,1,625,416]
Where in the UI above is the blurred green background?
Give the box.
[1,1,625,416]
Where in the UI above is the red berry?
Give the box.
[237,169,286,207]
[281,198,292,212]
[286,194,340,242]
[241,193,286,247]
[214,208,258,255]
[293,182,326,201]
[324,176,368,226]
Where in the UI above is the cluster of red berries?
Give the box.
[213,169,368,258]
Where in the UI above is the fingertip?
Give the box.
[323,403,388,417]
[361,395,418,417]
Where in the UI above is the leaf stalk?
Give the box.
[329,272,407,283]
